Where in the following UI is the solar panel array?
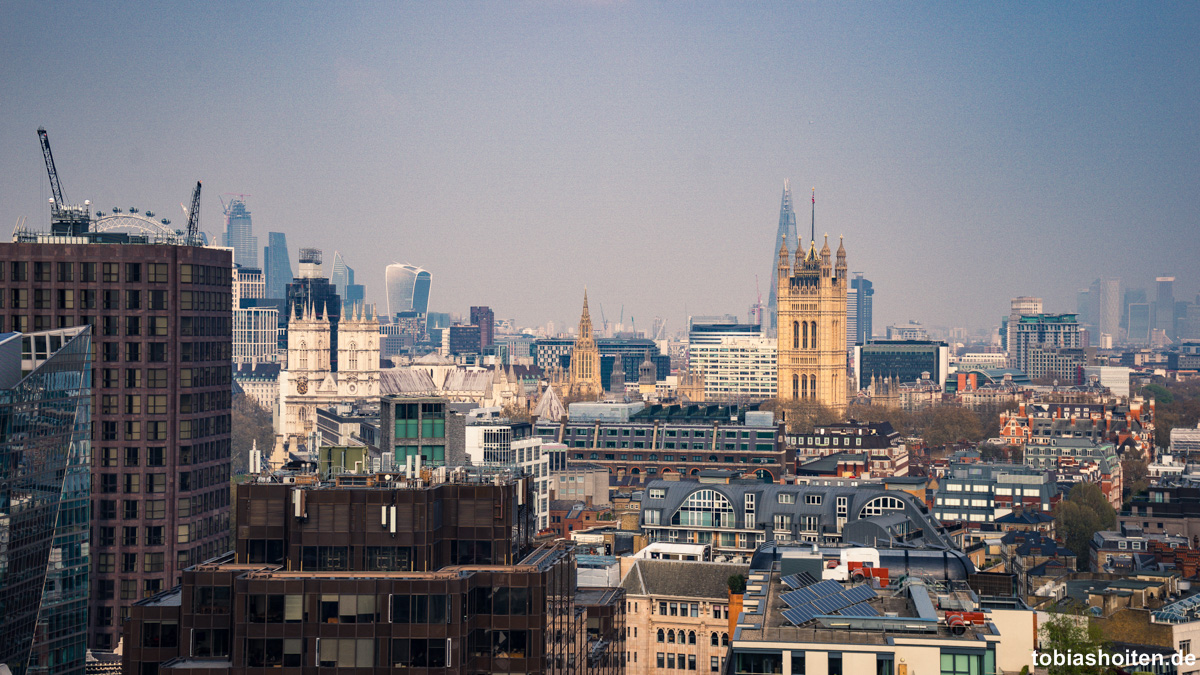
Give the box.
[779,580,878,626]
[781,572,819,590]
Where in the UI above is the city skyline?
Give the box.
[2,3,1198,333]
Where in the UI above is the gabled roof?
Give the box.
[619,559,749,600]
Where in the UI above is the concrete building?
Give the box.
[464,418,551,529]
[469,305,495,348]
[232,362,280,413]
[728,544,1035,675]
[1006,313,1083,374]
[686,323,777,402]
[776,233,849,411]
[885,321,928,340]
[232,306,279,364]
[0,236,235,651]
[534,403,790,483]
[1003,296,1042,352]
[618,559,747,675]
[934,463,1059,523]
[379,395,467,470]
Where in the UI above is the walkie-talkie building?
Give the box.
[385,263,431,318]
[0,327,92,675]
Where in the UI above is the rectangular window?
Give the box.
[148,263,168,283]
[102,263,119,282]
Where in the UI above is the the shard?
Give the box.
[767,179,799,336]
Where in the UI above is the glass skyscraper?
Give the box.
[0,327,91,675]
[850,274,874,345]
[385,263,431,318]
[330,251,365,308]
[263,231,293,300]
[767,180,799,336]
[221,197,258,269]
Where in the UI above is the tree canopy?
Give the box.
[1054,483,1116,569]
[1039,611,1109,675]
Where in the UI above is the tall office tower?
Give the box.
[1157,276,1177,340]
[0,328,90,675]
[285,249,342,372]
[850,273,874,345]
[776,233,849,412]
[385,263,432,318]
[0,237,233,652]
[1122,288,1148,332]
[1127,303,1153,345]
[221,197,258,269]
[329,251,365,307]
[262,232,293,299]
[845,287,857,347]
[1095,278,1121,343]
[568,291,603,400]
[766,180,799,337]
[1005,296,1043,358]
[1076,288,1093,329]
[470,306,495,348]
[1007,314,1083,373]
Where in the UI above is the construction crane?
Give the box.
[37,126,90,235]
[185,181,202,246]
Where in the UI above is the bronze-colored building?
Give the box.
[0,238,233,651]
[123,470,625,675]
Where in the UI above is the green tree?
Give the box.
[1054,483,1116,569]
[232,393,275,475]
[1121,445,1151,500]
[727,574,747,594]
[1141,379,1200,448]
[1040,611,1109,675]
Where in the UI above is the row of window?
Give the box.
[2,261,172,284]
[3,288,170,311]
[566,427,771,439]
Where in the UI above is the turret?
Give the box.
[820,234,832,279]
[777,234,790,281]
[835,235,847,282]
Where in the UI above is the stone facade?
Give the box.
[775,232,848,412]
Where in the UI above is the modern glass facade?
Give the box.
[220,198,257,269]
[263,232,293,300]
[385,263,432,318]
[0,327,91,675]
[767,181,799,336]
[851,274,873,345]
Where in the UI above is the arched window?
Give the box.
[298,341,307,370]
[722,633,729,646]
[710,632,719,646]
[793,321,800,349]
[802,374,809,399]
[792,374,799,401]
[649,454,658,461]
[860,495,907,518]
[317,338,326,369]
[298,407,308,429]
[667,630,675,644]
[657,629,664,643]
[810,322,817,350]
[802,321,808,349]
[671,489,736,528]
[348,342,358,370]
[688,631,696,645]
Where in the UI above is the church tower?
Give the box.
[568,290,603,400]
[776,192,848,413]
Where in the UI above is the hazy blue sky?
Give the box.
[2,2,1197,337]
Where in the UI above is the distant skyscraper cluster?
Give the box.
[385,262,432,318]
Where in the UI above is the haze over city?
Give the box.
[2,2,1198,334]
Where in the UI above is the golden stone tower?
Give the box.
[776,217,848,412]
[568,289,603,400]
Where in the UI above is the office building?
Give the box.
[232,306,279,364]
[447,324,482,355]
[640,480,954,553]
[385,263,431,318]
[884,321,927,341]
[329,250,364,308]
[776,234,849,411]
[470,305,495,348]
[686,323,777,401]
[849,273,873,345]
[379,395,466,469]
[534,402,790,482]
[853,340,949,391]
[220,197,257,269]
[230,267,264,305]
[464,419,551,529]
[1003,297,1042,353]
[0,234,234,651]
[934,463,1058,523]
[0,328,90,675]
[262,232,292,300]
[121,469,625,675]
[1157,276,1176,340]
[1091,277,1121,343]
[1127,302,1152,345]
[284,249,342,372]
[1006,313,1082,374]
[728,544,1036,675]
[766,180,799,337]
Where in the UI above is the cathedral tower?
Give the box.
[776,198,849,413]
[568,290,603,400]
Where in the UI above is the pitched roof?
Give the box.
[619,559,749,600]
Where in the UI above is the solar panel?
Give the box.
[780,587,818,607]
[844,585,877,603]
[839,603,879,617]
[813,595,847,614]
[810,580,843,598]
[781,574,804,590]
[793,571,819,587]
[782,605,818,626]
